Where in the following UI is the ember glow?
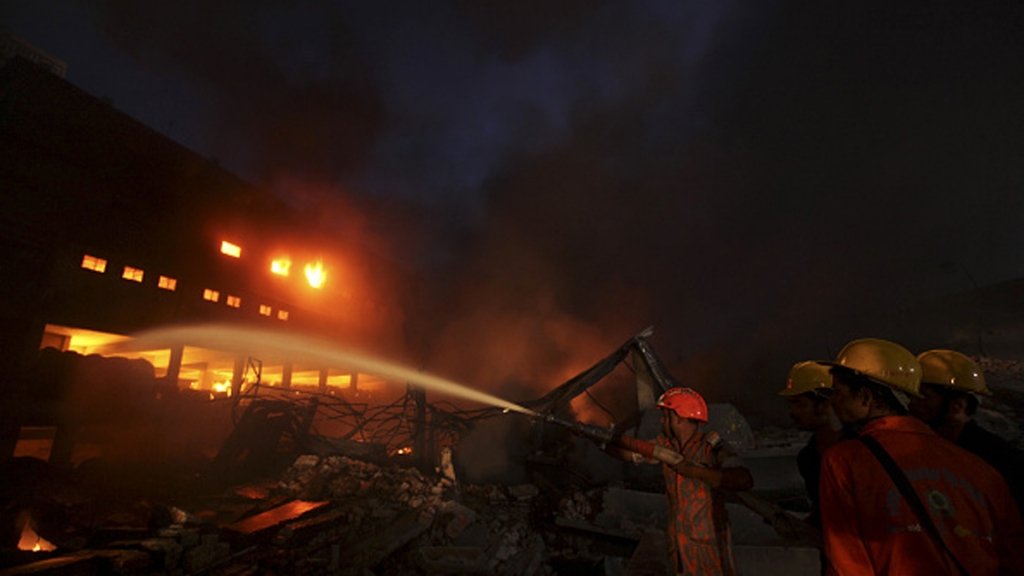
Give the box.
[17,523,55,552]
[304,259,326,289]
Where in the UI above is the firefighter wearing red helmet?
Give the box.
[653,387,753,576]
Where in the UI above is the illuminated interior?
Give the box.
[158,275,177,291]
[122,266,144,282]
[81,254,106,273]
[39,324,388,393]
[220,240,242,258]
[271,257,291,277]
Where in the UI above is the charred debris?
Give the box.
[1,328,691,575]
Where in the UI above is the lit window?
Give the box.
[277,310,289,321]
[158,276,177,291]
[203,289,220,302]
[81,254,107,273]
[226,295,241,308]
[271,258,291,277]
[305,259,326,289]
[220,241,241,258]
[259,305,272,316]
[122,266,144,282]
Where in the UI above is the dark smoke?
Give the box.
[7,1,1024,426]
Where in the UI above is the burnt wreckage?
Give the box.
[2,327,757,575]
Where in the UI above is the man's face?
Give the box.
[829,377,869,425]
[908,383,947,425]
[661,409,698,444]
[787,393,829,431]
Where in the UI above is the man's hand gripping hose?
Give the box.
[539,412,821,547]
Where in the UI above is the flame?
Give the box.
[305,260,326,289]
[271,257,291,277]
[396,447,413,455]
[212,380,232,396]
[18,523,55,552]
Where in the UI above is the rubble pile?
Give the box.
[2,451,642,575]
[267,453,613,575]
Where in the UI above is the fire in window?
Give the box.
[203,289,220,302]
[259,305,272,316]
[158,276,177,291]
[271,258,291,277]
[122,266,144,282]
[81,254,106,273]
[277,310,289,321]
[226,295,241,308]
[220,241,242,258]
[305,259,326,289]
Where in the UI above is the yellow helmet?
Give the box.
[779,361,832,396]
[917,349,991,396]
[819,338,922,398]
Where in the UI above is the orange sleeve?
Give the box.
[819,448,875,576]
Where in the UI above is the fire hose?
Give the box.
[541,413,822,548]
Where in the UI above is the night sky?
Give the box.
[4,1,1024,423]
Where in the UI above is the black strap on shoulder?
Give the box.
[858,434,970,576]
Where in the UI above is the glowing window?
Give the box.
[259,305,272,316]
[203,289,220,302]
[122,266,144,282]
[277,310,289,321]
[226,295,241,308]
[158,276,177,291]
[305,259,326,289]
[220,241,241,258]
[81,255,107,273]
[271,258,291,277]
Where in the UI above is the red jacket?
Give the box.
[820,416,1024,575]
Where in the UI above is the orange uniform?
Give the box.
[657,431,736,576]
[820,416,1024,575]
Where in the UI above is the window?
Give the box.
[277,310,289,321]
[220,241,241,258]
[226,295,241,308]
[158,276,177,291]
[271,258,291,277]
[259,305,272,316]
[203,289,220,302]
[122,266,144,282]
[81,254,107,273]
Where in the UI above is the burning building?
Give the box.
[0,52,411,466]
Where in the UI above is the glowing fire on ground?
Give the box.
[395,446,413,455]
[18,523,55,552]
[305,259,327,289]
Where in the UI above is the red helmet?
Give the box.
[656,387,708,423]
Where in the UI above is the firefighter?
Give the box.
[773,361,844,542]
[653,387,753,576]
[908,349,1024,517]
[818,338,1024,575]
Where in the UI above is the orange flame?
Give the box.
[18,523,55,552]
[271,257,291,277]
[305,259,326,289]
